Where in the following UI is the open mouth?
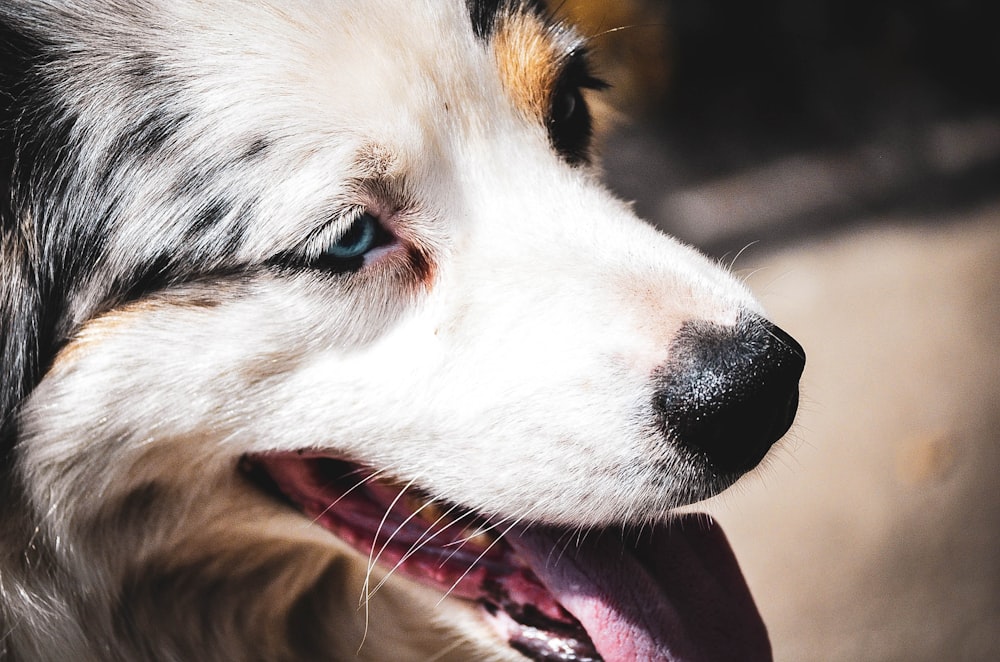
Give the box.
[242,453,600,661]
[241,452,769,662]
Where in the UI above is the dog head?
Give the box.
[1,1,803,660]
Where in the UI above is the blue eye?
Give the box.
[323,212,382,261]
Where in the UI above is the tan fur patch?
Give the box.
[50,293,219,371]
[49,308,144,371]
[493,11,578,123]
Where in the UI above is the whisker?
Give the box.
[312,466,388,525]
[737,266,769,286]
[585,22,665,42]
[361,477,417,605]
[548,0,574,21]
[728,240,760,271]
[424,638,466,662]
[356,477,416,654]
[435,505,541,607]
[367,504,473,598]
[435,515,510,571]
[440,515,509,550]
[549,525,585,568]
[369,496,443,570]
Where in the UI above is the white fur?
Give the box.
[2,1,764,659]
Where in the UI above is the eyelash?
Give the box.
[300,209,394,273]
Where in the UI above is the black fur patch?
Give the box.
[124,107,190,159]
[467,0,546,39]
[191,196,237,238]
[0,13,252,450]
[123,50,160,81]
[241,136,273,162]
[0,16,64,447]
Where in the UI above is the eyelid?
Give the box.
[269,175,412,272]
[559,48,609,92]
[301,205,370,263]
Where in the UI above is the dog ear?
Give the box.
[0,231,47,447]
[0,18,52,447]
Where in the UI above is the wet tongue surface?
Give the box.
[509,514,772,662]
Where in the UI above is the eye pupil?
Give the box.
[324,213,380,260]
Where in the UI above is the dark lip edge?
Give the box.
[238,452,497,555]
[483,600,604,662]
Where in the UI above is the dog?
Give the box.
[0,1,805,660]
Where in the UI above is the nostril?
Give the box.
[655,315,805,474]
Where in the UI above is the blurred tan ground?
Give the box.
[697,209,1000,661]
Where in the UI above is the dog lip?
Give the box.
[241,453,513,595]
[240,453,601,658]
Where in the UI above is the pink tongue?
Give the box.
[510,514,771,662]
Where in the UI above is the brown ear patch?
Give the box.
[492,11,579,125]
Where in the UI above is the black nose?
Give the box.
[655,314,805,474]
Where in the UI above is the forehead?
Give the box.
[201,0,587,170]
[30,0,584,147]
[258,0,581,123]
[324,0,582,117]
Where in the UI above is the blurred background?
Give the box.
[555,1,1000,660]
